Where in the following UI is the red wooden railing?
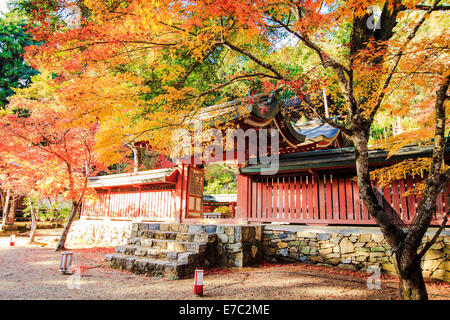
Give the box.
[248,174,448,226]
[82,174,448,226]
[81,185,178,221]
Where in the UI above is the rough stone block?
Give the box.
[319,248,333,255]
[188,225,205,233]
[317,233,332,241]
[310,256,324,262]
[359,234,371,242]
[371,234,384,242]
[300,247,310,255]
[277,242,288,249]
[205,225,217,234]
[340,238,355,254]
[225,227,235,235]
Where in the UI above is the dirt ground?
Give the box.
[1,230,449,300]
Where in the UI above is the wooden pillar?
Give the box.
[174,164,188,223]
[236,174,250,223]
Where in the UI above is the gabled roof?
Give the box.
[88,167,179,188]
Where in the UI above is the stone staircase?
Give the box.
[104,223,217,279]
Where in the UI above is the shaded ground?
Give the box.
[0,221,64,235]
[0,231,449,300]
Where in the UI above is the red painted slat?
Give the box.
[383,185,392,214]
[289,177,295,220]
[272,178,278,219]
[361,194,369,221]
[251,179,257,219]
[405,176,416,222]
[352,180,361,220]
[279,177,284,219]
[267,178,273,220]
[293,176,299,220]
[318,175,325,220]
[346,178,354,220]
[415,175,424,208]
[284,177,290,219]
[262,179,267,219]
[325,175,333,221]
[338,177,346,221]
[391,181,401,219]
[302,176,308,220]
[398,179,409,221]
[308,175,315,220]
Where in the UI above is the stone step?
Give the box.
[115,244,198,263]
[133,223,215,234]
[104,253,194,278]
[137,238,207,252]
[132,230,215,243]
[106,223,219,278]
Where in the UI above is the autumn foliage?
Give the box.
[1,0,449,299]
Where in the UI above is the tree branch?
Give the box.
[418,184,450,259]
[221,40,286,80]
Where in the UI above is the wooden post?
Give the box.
[175,164,187,223]
[236,174,250,223]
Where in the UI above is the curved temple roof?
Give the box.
[193,90,342,153]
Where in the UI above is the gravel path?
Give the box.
[1,231,449,300]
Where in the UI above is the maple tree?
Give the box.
[0,72,108,247]
[9,0,450,299]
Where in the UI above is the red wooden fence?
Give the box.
[81,185,178,221]
[81,174,448,226]
[248,174,448,226]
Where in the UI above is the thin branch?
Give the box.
[401,4,450,11]
[221,40,286,80]
[369,0,441,121]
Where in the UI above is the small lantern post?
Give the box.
[194,268,204,296]
[59,251,74,275]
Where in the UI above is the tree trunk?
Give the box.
[55,201,80,251]
[29,198,40,243]
[397,256,428,300]
[1,188,11,226]
[7,196,17,225]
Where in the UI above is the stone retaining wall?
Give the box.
[66,219,132,246]
[262,225,450,282]
[65,220,449,281]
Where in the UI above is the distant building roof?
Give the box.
[88,167,179,188]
